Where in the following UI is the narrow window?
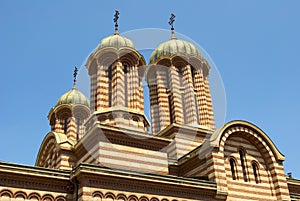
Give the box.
[230,158,237,180]
[178,67,183,87]
[165,68,170,89]
[239,150,248,182]
[194,94,200,125]
[252,162,260,183]
[168,94,173,124]
[108,65,112,107]
[76,118,80,141]
[191,66,195,86]
[123,64,128,107]
[63,118,68,134]
[181,93,186,123]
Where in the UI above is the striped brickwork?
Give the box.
[86,53,149,131]
[156,70,170,131]
[78,120,85,140]
[204,76,215,129]
[216,126,290,201]
[54,119,64,134]
[169,66,184,124]
[148,75,161,133]
[126,66,144,113]
[194,69,211,129]
[35,134,74,170]
[0,187,67,201]
[223,135,277,200]
[112,62,125,107]
[80,141,168,174]
[173,135,202,159]
[83,188,208,201]
[96,66,109,110]
[66,117,76,141]
[182,65,198,125]
[90,73,97,113]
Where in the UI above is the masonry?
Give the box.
[1,12,299,201]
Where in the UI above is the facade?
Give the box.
[0,12,299,201]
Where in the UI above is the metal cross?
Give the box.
[114,10,120,27]
[73,66,78,84]
[169,13,176,30]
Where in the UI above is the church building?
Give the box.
[0,11,299,201]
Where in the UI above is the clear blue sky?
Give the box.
[0,1,299,178]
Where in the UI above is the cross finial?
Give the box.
[169,13,176,30]
[73,66,78,88]
[113,10,120,35]
[169,13,176,39]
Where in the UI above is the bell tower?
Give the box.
[148,14,215,133]
[85,10,150,132]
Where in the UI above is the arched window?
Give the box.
[239,149,248,182]
[123,64,128,107]
[63,118,68,134]
[252,161,260,184]
[194,94,200,125]
[108,65,112,107]
[229,158,237,180]
[178,67,183,87]
[76,118,81,141]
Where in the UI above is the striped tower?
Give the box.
[85,18,149,132]
[182,64,198,125]
[148,24,215,134]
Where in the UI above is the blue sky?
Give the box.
[0,1,299,178]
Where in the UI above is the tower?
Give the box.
[36,68,90,170]
[85,10,149,132]
[148,14,215,134]
[4,11,294,201]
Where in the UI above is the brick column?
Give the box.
[194,69,210,128]
[149,75,160,133]
[90,73,97,113]
[54,119,63,133]
[112,62,125,107]
[96,66,109,111]
[156,69,169,131]
[66,117,77,141]
[169,65,184,124]
[204,76,215,129]
[182,65,198,125]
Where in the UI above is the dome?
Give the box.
[55,87,89,108]
[149,38,202,64]
[95,33,135,51]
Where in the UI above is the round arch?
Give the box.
[210,120,285,161]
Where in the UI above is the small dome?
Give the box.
[55,87,89,108]
[95,34,135,51]
[149,38,202,64]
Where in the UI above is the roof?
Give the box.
[95,33,135,51]
[55,87,89,108]
[149,38,203,64]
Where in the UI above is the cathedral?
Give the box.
[0,11,299,201]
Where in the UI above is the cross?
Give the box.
[73,66,78,85]
[169,13,176,30]
[114,10,120,27]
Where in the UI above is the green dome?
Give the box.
[150,39,202,63]
[95,34,135,51]
[55,87,89,108]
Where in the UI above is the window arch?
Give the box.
[63,118,68,134]
[252,161,260,184]
[239,149,248,182]
[229,157,238,180]
[108,65,113,107]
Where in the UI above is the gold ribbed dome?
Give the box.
[149,38,203,64]
[94,33,135,52]
[55,87,89,108]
